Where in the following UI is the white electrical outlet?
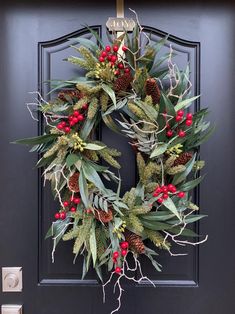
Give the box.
[2,267,22,292]
[1,305,22,314]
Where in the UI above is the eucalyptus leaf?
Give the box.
[89,223,97,266]
[66,153,80,167]
[172,154,196,185]
[175,95,200,112]
[101,83,116,107]
[85,143,106,150]
[82,161,105,191]
[150,143,168,158]
[79,168,89,208]
[12,134,58,146]
[162,197,181,220]
[179,176,204,192]
[102,115,122,134]
[80,113,98,140]
[169,214,207,225]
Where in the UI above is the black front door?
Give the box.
[1,1,235,313]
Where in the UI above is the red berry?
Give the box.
[111,55,117,62]
[54,212,60,219]
[115,267,122,274]
[64,126,71,133]
[63,201,69,207]
[114,70,120,76]
[72,117,78,124]
[110,62,115,67]
[101,51,107,58]
[70,207,76,212]
[121,249,127,257]
[120,241,129,249]
[185,119,193,126]
[177,191,185,198]
[178,130,186,137]
[113,251,119,259]
[57,123,63,130]
[166,130,173,137]
[124,67,130,73]
[118,63,124,69]
[99,56,105,62]
[107,55,112,61]
[155,187,162,194]
[61,121,66,127]
[113,258,117,263]
[177,110,184,117]
[77,114,84,121]
[73,110,79,116]
[161,186,168,193]
[163,193,169,199]
[105,45,111,52]
[186,113,193,120]
[175,115,183,122]
[86,209,92,214]
[113,45,119,52]
[68,115,74,121]
[167,184,176,192]
[157,197,163,204]
[69,121,75,126]
[73,197,81,204]
[122,45,128,52]
[171,186,177,193]
[70,196,75,202]
[60,212,66,220]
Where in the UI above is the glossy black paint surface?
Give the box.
[0,1,235,313]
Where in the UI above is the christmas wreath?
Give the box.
[15,19,213,313]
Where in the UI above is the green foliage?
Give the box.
[136,152,146,183]
[15,18,213,287]
[97,147,121,169]
[126,213,144,234]
[100,92,109,112]
[128,102,149,120]
[73,217,93,255]
[145,229,171,250]
[87,97,99,119]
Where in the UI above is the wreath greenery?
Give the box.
[14,19,213,313]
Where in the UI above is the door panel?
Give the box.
[1,1,235,314]
[39,25,200,287]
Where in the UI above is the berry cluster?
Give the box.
[54,195,81,220]
[113,241,129,274]
[153,184,185,204]
[98,45,130,76]
[166,110,193,138]
[56,106,87,134]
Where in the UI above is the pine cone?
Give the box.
[145,78,161,105]
[95,209,113,223]
[114,72,133,92]
[58,89,81,102]
[68,172,80,192]
[174,152,193,166]
[125,231,145,254]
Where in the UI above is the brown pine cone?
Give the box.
[58,89,81,102]
[114,72,133,92]
[68,172,80,192]
[174,152,193,166]
[145,78,161,105]
[125,231,145,254]
[95,209,113,223]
